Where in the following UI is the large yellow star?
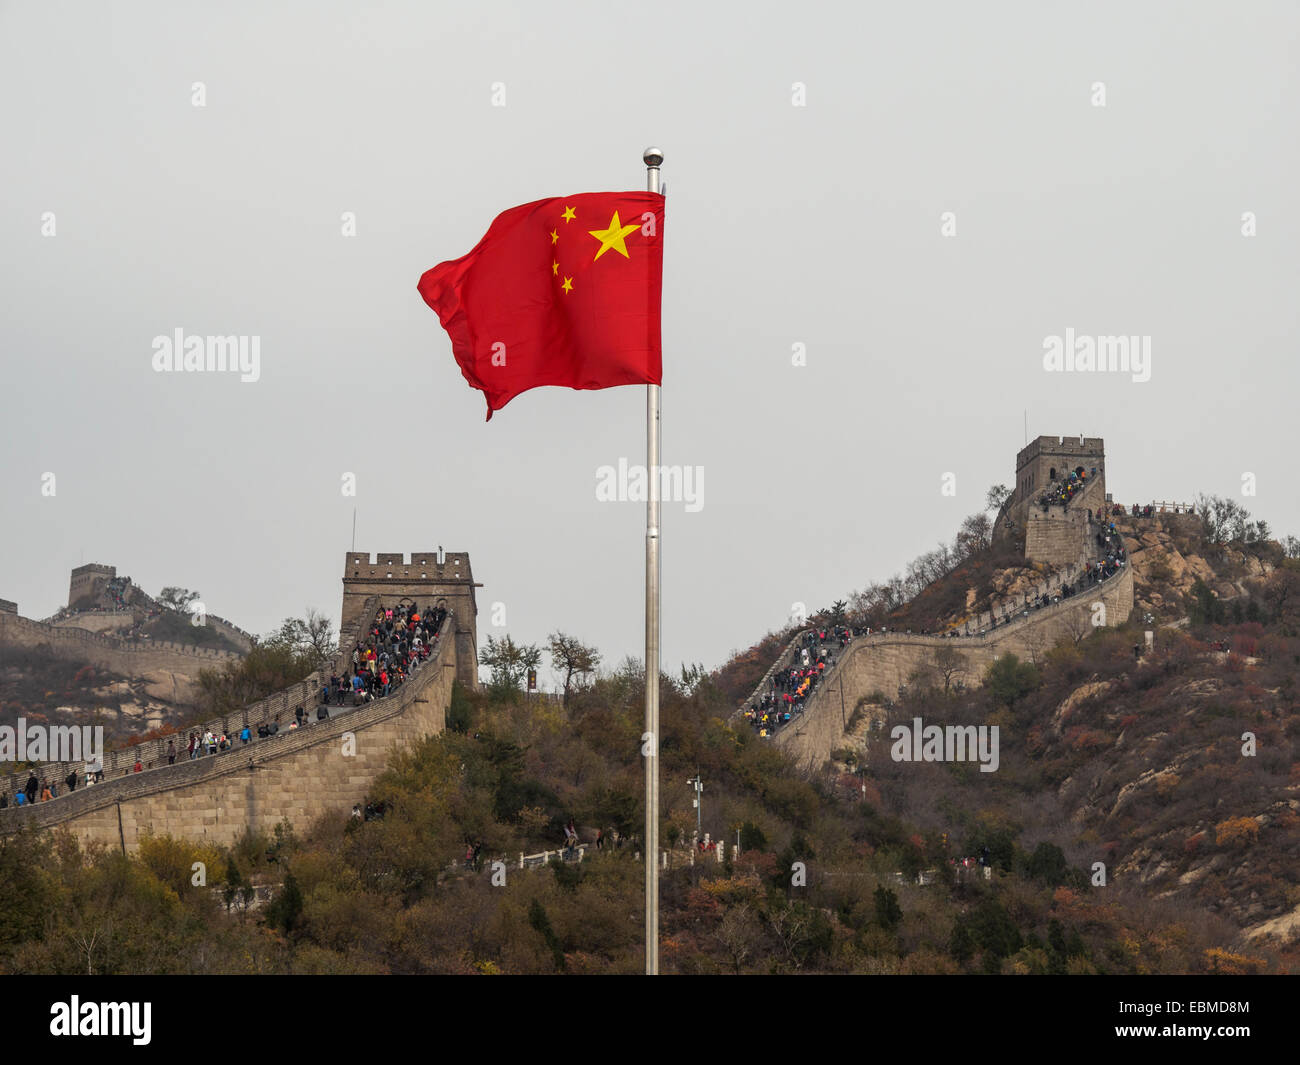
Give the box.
[561,276,573,294]
[561,206,576,223]
[588,210,639,261]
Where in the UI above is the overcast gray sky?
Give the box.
[2,0,1297,687]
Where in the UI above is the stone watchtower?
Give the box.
[341,552,480,689]
[1002,435,1107,566]
[1003,437,1106,528]
[68,563,116,610]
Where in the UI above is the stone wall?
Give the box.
[1021,470,1108,566]
[0,596,384,803]
[0,612,240,678]
[1025,509,1088,567]
[0,599,16,615]
[51,612,136,634]
[770,565,1134,768]
[202,613,256,653]
[0,604,458,851]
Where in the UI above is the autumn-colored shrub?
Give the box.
[1205,947,1267,974]
[1232,635,1257,657]
[1214,816,1259,849]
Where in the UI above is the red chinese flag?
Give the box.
[418,191,665,419]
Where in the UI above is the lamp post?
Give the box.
[687,772,703,844]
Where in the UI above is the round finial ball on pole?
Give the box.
[643,147,664,167]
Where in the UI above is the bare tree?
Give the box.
[932,643,968,694]
[303,608,336,666]
[1018,623,1051,669]
[955,513,992,559]
[986,484,1013,513]
[71,923,106,975]
[765,903,816,971]
[1261,565,1300,623]
[715,903,764,975]
[266,609,335,667]
[157,586,200,612]
[1196,493,1270,545]
[547,632,601,705]
[1060,605,1095,647]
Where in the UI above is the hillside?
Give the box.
[0,649,193,749]
[2,487,1297,974]
[2,531,1297,973]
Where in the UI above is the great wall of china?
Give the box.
[0,611,242,678]
[738,435,1138,768]
[0,553,479,851]
[1,435,1160,851]
[760,566,1133,768]
[0,613,457,852]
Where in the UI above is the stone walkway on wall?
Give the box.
[740,496,1135,767]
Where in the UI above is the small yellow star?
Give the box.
[552,260,559,275]
[561,276,573,293]
[588,210,640,260]
[550,229,559,244]
[561,206,576,223]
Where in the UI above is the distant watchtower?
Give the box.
[341,551,481,689]
[68,563,116,610]
[999,436,1108,566]
[1004,436,1105,528]
[1015,436,1105,500]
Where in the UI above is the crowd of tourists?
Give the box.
[734,488,1142,731]
[956,517,1127,633]
[2,756,110,807]
[3,600,448,809]
[742,627,847,738]
[325,602,446,706]
[1,770,84,808]
[1038,466,1099,510]
[1082,523,1126,583]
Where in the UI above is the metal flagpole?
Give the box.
[643,145,663,976]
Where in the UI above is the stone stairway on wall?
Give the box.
[736,627,812,715]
